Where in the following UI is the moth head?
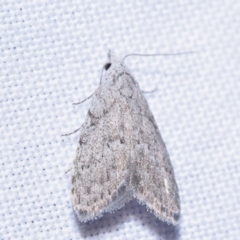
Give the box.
[104,62,112,71]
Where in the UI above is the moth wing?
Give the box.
[71,84,133,222]
[129,85,180,225]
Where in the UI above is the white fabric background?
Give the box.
[1,0,240,239]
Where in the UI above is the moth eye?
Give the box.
[104,63,111,71]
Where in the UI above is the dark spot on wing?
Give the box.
[118,185,126,195]
[72,176,76,184]
[79,209,88,216]
[161,206,167,213]
[173,212,180,221]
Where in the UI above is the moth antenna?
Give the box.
[122,51,196,61]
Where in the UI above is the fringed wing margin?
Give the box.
[71,80,134,222]
[123,74,180,225]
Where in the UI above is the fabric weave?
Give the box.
[1,1,240,239]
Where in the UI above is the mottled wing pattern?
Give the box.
[71,59,180,225]
[71,67,134,222]
[125,73,180,225]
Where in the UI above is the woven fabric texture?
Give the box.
[1,1,240,239]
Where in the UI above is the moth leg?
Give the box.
[73,92,95,105]
[141,86,158,94]
[61,127,81,136]
[63,168,71,175]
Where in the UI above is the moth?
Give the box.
[71,52,180,225]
